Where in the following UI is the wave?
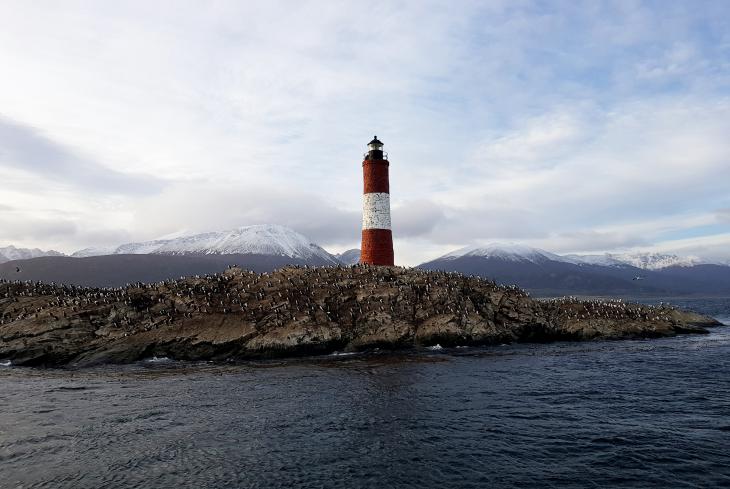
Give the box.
[144,356,173,363]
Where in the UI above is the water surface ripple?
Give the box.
[1,298,729,488]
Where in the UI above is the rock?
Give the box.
[0,265,722,367]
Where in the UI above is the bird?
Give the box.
[632,276,644,281]
[15,267,20,273]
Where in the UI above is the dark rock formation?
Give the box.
[0,265,720,367]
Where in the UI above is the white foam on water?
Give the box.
[428,344,444,350]
[329,351,357,357]
[145,356,172,363]
[0,360,12,367]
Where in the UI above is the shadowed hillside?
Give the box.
[0,254,336,288]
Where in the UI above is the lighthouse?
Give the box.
[360,136,394,266]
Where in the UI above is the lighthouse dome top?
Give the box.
[368,136,384,148]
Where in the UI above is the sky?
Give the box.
[1,0,729,265]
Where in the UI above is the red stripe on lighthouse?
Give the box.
[362,161,390,194]
[361,229,394,266]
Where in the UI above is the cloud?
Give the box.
[392,200,447,238]
[717,209,730,223]
[650,233,730,265]
[442,97,730,243]
[531,230,652,254]
[129,182,360,246]
[470,109,589,170]
[0,1,728,265]
[0,115,164,195]
[0,210,134,252]
[635,42,701,81]
[0,215,77,242]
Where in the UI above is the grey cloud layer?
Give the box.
[718,209,730,223]
[0,116,164,195]
[0,1,729,264]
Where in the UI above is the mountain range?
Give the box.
[0,245,63,264]
[0,225,338,287]
[71,224,339,264]
[419,243,730,297]
[433,243,714,269]
[1,229,728,295]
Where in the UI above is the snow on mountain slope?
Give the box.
[436,244,711,270]
[563,252,704,269]
[72,246,118,258]
[562,254,629,267]
[608,252,703,270]
[0,245,64,263]
[71,225,339,264]
[336,249,361,265]
[440,243,568,264]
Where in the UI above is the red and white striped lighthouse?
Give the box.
[360,136,394,266]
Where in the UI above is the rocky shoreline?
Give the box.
[0,265,721,367]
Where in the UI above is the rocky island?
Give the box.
[0,265,721,367]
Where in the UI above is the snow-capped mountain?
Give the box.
[420,243,730,296]
[72,225,339,264]
[438,244,708,271]
[441,243,565,264]
[563,252,705,269]
[335,249,361,265]
[605,252,703,270]
[72,246,118,258]
[0,245,64,264]
[0,225,343,286]
[561,254,628,267]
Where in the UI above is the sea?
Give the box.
[1,298,729,489]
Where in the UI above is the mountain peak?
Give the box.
[336,249,361,265]
[440,243,565,264]
[607,252,703,270]
[0,245,64,264]
[72,224,339,264]
[434,244,712,271]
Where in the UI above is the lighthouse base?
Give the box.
[360,229,394,266]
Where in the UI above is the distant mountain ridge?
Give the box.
[601,252,703,270]
[72,224,339,265]
[442,243,566,263]
[439,243,711,270]
[335,249,361,265]
[0,225,342,286]
[0,245,63,264]
[420,243,730,297]
[3,235,728,294]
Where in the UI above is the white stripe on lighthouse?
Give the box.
[362,192,391,230]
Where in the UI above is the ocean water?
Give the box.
[1,298,729,489]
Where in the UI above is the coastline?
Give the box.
[1,265,721,367]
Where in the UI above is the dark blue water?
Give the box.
[1,298,729,488]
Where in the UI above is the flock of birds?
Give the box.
[545,296,675,323]
[0,264,674,333]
